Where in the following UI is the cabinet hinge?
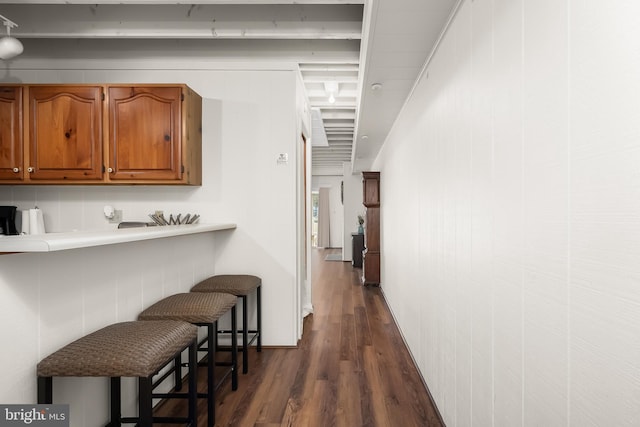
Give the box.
[181,165,185,173]
[102,165,105,173]
[101,92,105,101]
[181,93,185,101]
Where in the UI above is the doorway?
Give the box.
[311,191,319,247]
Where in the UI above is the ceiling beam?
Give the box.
[2,4,363,40]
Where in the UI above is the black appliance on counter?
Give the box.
[0,206,19,235]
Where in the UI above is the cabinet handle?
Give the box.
[107,167,113,173]
[27,167,34,173]
[12,167,19,173]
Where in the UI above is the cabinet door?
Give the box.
[28,86,103,181]
[0,86,23,181]
[108,86,182,181]
[364,207,380,252]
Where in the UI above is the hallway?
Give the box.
[159,247,442,426]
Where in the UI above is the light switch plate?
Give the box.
[277,153,288,164]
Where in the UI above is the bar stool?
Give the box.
[138,292,238,427]
[37,320,198,427]
[191,274,261,374]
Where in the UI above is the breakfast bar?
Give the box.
[0,223,237,253]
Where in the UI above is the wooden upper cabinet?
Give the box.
[28,86,103,181]
[0,83,202,185]
[0,86,23,181]
[107,85,202,184]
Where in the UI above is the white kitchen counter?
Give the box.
[0,223,236,253]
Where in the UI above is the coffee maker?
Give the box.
[0,206,19,235]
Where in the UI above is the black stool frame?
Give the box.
[170,307,238,427]
[216,286,261,374]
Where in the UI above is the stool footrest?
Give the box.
[152,365,179,389]
[214,333,259,351]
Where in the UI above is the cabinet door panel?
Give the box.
[29,86,103,180]
[364,207,380,251]
[362,171,380,207]
[109,86,182,181]
[0,86,23,180]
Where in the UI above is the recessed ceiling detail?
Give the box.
[300,62,359,173]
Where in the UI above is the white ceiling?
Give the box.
[0,0,457,175]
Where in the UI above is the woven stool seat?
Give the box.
[191,274,261,296]
[37,320,197,378]
[138,293,237,323]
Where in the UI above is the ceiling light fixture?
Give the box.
[371,83,383,91]
[0,14,23,60]
[324,81,339,104]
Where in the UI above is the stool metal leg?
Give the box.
[37,377,52,404]
[138,377,153,427]
[241,295,249,374]
[257,285,262,352]
[231,305,238,389]
[207,322,216,427]
[110,377,121,427]
[188,339,198,427]
[174,353,183,391]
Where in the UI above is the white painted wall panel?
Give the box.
[375,0,640,425]
[569,1,640,425]
[470,0,494,425]
[451,4,474,425]
[492,0,524,425]
[522,0,569,424]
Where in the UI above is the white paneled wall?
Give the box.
[375,0,640,425]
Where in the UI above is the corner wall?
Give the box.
[375,0,640,425]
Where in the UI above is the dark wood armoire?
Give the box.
[362,171,380,286]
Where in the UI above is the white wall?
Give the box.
[0,60,305,425]
[311,175,344,248]
[375,0,640,426]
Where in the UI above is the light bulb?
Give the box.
[328,94,336,104]
[0,36,23,60]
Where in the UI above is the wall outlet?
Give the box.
[108,209,123,224]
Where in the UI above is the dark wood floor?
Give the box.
[157,248,443,426]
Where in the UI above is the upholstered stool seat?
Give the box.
[37,320,198,427]
[138,292,238,427]
[191,274,262,374]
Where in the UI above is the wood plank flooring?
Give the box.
[157,248,443,426]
